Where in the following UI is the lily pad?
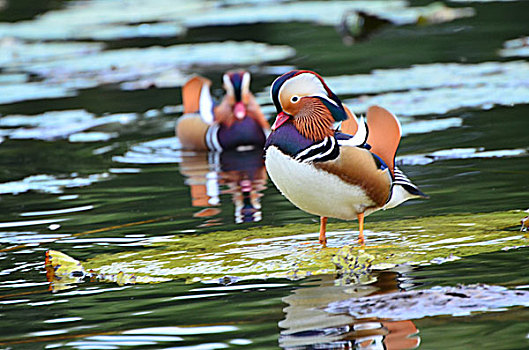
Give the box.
[46,210,527,286]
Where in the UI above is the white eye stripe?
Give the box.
[308,92,338,107]
[241,72,251,94]
[223,74,234,95]
[278,73,338,109]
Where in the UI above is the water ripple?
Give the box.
[20,205,94,217]
[0,173,109,195]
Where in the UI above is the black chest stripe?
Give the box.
[294,137,339,163]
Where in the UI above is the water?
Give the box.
[1,0,529,348]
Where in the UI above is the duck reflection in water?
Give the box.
[175,70,269,225]
[279,271,420,349]
[178,149,267,225]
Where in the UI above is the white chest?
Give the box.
[265,146,376,220]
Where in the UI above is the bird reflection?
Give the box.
[279,272,420,349]
[178,148,266,226]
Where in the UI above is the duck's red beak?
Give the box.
[271,111,290,130]
[233,102,246,119]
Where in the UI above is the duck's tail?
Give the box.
[365,105,401,176]
[384,167,429,209]
[182,76,215,124]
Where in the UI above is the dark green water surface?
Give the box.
[1,0,529,349]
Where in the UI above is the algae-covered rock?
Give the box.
[45,210,527,289]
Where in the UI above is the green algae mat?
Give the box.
[46,210,528,289]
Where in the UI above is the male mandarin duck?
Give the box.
[264,70,427,246]
[176,70,270,151]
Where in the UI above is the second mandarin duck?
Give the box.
[176,70,270,151]
[264,70,427,246]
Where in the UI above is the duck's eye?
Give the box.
[291,96,299,103]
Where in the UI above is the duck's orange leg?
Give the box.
[357,212,365,246]
[319,216,328,247]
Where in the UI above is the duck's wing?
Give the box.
[315,145,392,208]
[365,105,401,176]
[182,76,215,124]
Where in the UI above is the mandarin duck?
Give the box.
[176,70,269,151]
[264,70,427,246]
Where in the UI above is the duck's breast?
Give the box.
[265,146,388,220]
[217,117,266,151]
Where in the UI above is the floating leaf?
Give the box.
[45,210,527,285]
